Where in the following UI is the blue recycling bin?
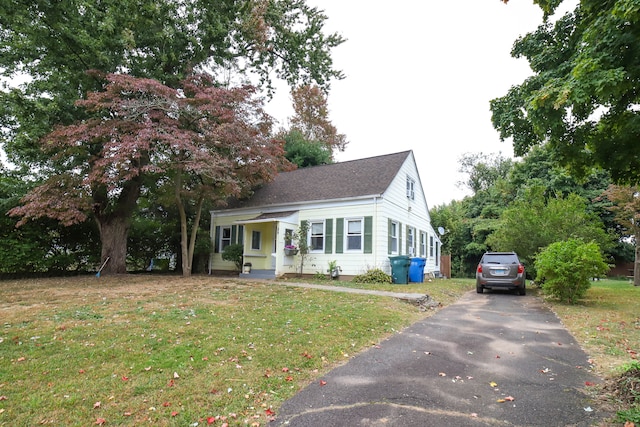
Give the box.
[389,256,411,284]
[409,257,427,283]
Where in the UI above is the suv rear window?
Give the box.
[481,253,519,264]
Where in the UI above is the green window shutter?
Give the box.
[214,226,221,253]
[325,218,333,254]
[364,216,373,254]
[398,222,403,255]
[387,218,392,255]
[237,225,244,245]
[336,218,344,254]
[406,225,411,255]
[231,225,237,244]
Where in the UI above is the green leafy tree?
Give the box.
[487,185,611,276]
[601,185,640,286]
[281,129,332,168]
[430,200,486,277]
[1,0,345,161]
[458,152,514,221]
[535,239,609,304]
[491,1,640,184]
[0,167,100,275]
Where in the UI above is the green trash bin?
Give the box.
[389,255,411,284]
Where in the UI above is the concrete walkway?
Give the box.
[276,282,440,309]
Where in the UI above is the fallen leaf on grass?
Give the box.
[265,408,275,416]
[93,401,101,409]
[285,376,294,382]
[585,381,595,386]
[171,411,179,417]
[0,396,7,401]
[282,367,289,373]
[95,418,106,425]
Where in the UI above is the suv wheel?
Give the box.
[518,285,526,296]
[476,286,483,294]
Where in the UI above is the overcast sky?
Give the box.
[267,0,578,207]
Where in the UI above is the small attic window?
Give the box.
[406,176,415,200]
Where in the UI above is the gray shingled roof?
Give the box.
[225,150,412,209]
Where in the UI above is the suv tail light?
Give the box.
[518,264,524,274]
[477,264,482,273]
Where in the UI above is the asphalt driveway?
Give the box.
[270,290,609,426]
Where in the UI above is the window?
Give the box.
[220,226,232,251]
[251,230,261,250]
[346,218,363,251]
[284,228,294,247]
[429,235,434,257]
[309,220,324,252]
[390,221,398,253]
[407,226,415,256]
[406,176,415,200]
[420,231,427,257]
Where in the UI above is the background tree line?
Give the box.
[430,146,635,281]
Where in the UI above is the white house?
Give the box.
[209,150,442,280]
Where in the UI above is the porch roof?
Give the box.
[234,210,299,224]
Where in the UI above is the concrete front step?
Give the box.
[240,269,276,280]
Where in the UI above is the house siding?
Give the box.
[374,154,441,276]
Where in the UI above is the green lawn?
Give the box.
[0,275,472,426]
[2,275,637,426]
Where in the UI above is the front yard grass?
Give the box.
[542,278,640,424]
[2,275,637,425]
[0,275,472,426]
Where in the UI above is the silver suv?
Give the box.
[476,252,526,295]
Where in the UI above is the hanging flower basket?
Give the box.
[284,248,299,256]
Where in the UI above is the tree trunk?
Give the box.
[97,215,130,275]
[92,178,141,276]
